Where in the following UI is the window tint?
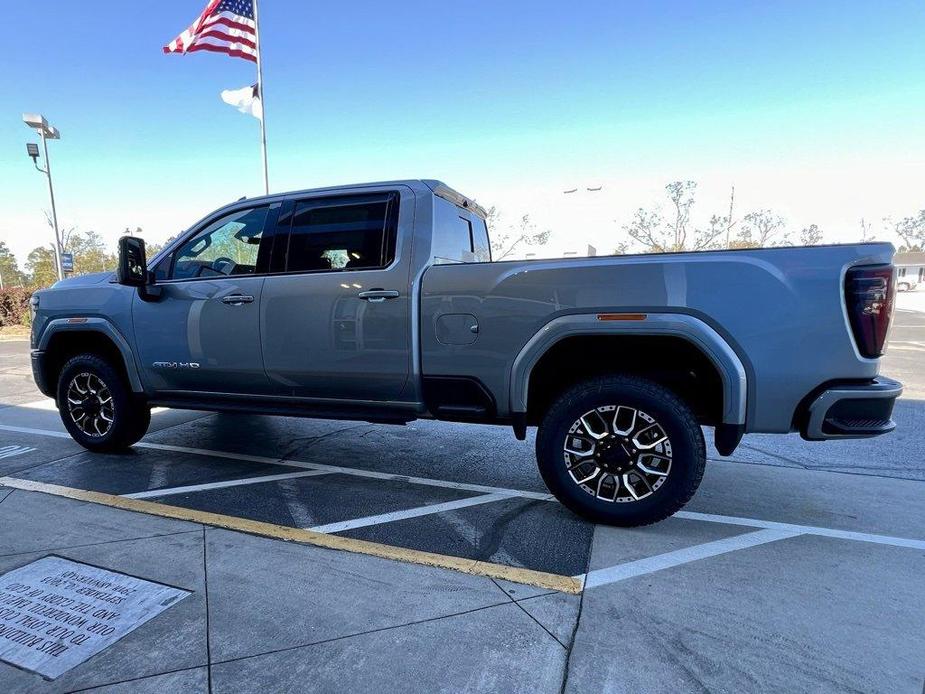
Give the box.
[153,253,172,282]
[171,206,270,280]
[285,194,396,273]
[432,199,474,264]
[432,198,490,263]
[472,218,491,262]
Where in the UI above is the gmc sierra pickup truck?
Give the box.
[30,180,902,526]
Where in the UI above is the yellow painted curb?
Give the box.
[0,477,584,595]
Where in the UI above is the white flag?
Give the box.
[221,84,262,120]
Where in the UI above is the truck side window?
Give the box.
[285,194,396,273]
[432,198,489,263]
[170,206,271,280]
[472,219,492,262]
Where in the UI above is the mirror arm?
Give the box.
[138,271,162,302]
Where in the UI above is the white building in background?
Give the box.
[895,251,924,290]
[524,245,598,260]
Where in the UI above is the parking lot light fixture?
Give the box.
[23,113,64,281]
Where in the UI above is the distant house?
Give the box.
[525,245,598,260]
[895,251,925,290]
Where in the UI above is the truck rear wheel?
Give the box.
[56,354,151,452]
[536,375,705,526]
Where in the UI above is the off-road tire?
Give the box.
[536,375,705,526]
[56,353,151,452]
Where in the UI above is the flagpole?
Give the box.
[252,0,269,195]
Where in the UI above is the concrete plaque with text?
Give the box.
[0,556,190,680]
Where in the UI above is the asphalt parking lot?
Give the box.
[0,296,923,692]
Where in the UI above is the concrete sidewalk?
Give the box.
[0,486,575,693]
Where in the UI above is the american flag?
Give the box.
[163,0,258,63]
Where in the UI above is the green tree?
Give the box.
[25,247,58,288]
[732,210,788,248]
[799,224,824,246]
[66,230,116,274]
[0,242,23,288]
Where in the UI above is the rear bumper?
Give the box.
[801,376,902,441]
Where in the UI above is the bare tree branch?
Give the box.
[883,212,925,252]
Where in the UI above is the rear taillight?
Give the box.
[845,264,895,358]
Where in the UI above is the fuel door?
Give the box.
[435,313,479,346]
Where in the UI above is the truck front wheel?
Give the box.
[536,375,705,526]
[56,354,151,452]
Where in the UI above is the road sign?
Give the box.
[60,252,74,273]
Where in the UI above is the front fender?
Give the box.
[36,317,144,393]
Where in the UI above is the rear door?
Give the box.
[133,203,279,394]
[260,187,414,400]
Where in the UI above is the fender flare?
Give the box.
[509,313,747,425]
[37,318,144,393]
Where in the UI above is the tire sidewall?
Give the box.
[537,376,705,525]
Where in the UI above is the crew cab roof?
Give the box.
[221,179,487,219]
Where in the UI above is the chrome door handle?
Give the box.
[357,289,400,303]
[221,294,255,305]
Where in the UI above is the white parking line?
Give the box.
[0,425,70,440]
[17,399,169,415]
[123,470,333,499]
[889,344,925,352]
[17,399,58,411]
[1,422,924,553]
[675,510,925,551]
[0,424,554,499]
[0,445,37,459]
[309,493,516,534]
[131,441,555,501]
[581,528,803,588]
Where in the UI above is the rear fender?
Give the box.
[509,313,747,426]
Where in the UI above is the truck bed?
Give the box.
[420,242,894,433]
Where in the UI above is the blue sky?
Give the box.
[1,0,923,261]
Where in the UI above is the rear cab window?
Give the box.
[432,198,491,264]
[281,193,399,273]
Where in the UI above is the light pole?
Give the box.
[23,113,64,282]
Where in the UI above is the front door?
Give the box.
[133,204,277,395]
[260,189,413,401]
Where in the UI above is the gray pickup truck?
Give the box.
[30,180,902,525]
